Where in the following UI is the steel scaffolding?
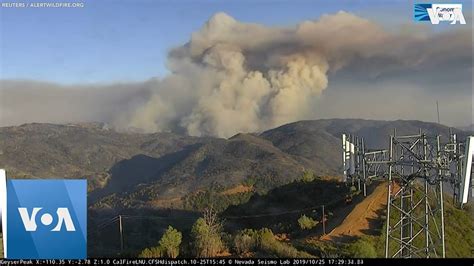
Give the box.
[341,129,470,258]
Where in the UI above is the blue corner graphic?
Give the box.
[414,3,432,21]
[6,179,87,259]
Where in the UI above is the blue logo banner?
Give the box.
[6,179,87,259]
[414,3,466,24]
[414,3,432,21]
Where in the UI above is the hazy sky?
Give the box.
[0,0,472,135]
[2,0,463,84]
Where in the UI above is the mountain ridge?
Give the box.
[0,119,468,210]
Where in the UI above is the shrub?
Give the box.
[258,228,279,254]
[298,215,318,230]
[302,239,342,258]
[158,226,182,258]
[257,228,310,258]
[191,209,225,257]
[234,230,257,255]
[243,177,257,187]
[137,226,182,258]
[138,247,162,258]
[301,171,316,183]
[346,238,377,258]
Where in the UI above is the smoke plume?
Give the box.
[1,12,471,137]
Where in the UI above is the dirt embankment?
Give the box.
[321,182,400,242]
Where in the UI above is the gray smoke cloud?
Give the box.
[0,79,152,127]
[1,12,472,137]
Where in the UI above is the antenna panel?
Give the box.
[461,136,474,204]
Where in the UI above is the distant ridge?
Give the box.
[0,119,468,210]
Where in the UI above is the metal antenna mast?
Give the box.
[436,101,440,124]
[385,131,445,258]
[341,129,472,258]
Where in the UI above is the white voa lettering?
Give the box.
[18,207,41,231]
[18,207,76,232]
[427,4,466,25]
[52,208,76,232]
[452,8,466,24]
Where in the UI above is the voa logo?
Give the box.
[414,3,466,24]
[3,177,87,259]
[18,207,76,232]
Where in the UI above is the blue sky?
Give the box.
[0,0,471,84]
